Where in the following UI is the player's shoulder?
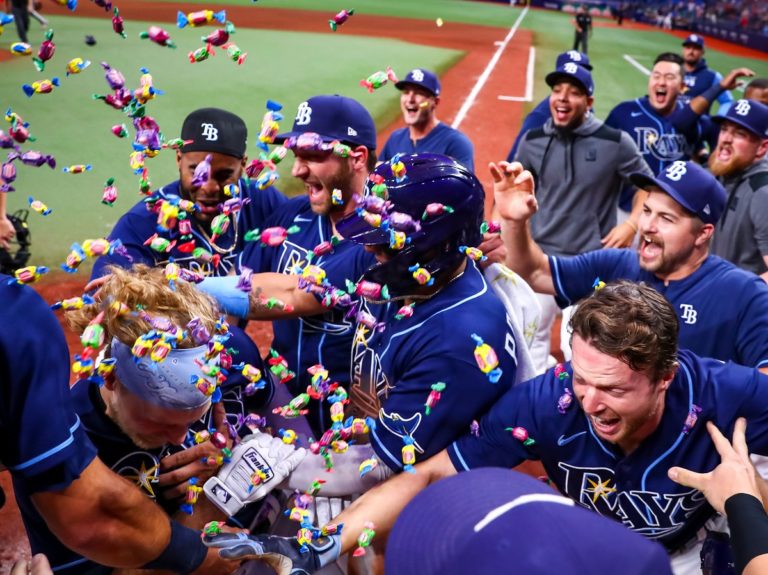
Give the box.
[270,195,313,224]
[703,256,768,292]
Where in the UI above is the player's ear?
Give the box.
[694,222,715,247]
[756,138,768,161]
[176,150,183,168]
[586,95,595,109]
[433,96,441,108]
[658,364,678,391]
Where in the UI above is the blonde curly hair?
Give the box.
[67,265,220,349]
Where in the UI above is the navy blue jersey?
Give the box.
[13,326,272,575]
[449,350,768,551]
[349,262,517,471]
[683,60,732,113]
[379,124,475,172]
[506,97,551,163]
[241,196,377,435]
[550,249,768,368]
[606,97,702,210]
[91,179,286,279]
[0,280,97,493]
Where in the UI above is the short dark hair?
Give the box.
[746,77,768,93]
[569,281,679,381]
[654,52,684,69]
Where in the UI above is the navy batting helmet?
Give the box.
[337,153,484,298]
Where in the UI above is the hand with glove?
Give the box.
[203,532,341,575]
[204,431,306,517]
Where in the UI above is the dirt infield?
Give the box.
[0,4,531,571]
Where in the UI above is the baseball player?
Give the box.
[0,279,234,574]
[745,78,768,106]
[202,155,520,512]
[200,95,378,438]
[681,34,733,114]
[12,265,273,574]
[506,50,592,163]
[203,282,768,575]
[496,157,768,373]
[91,108,286,280]
[378,68,475,171]
[605,54,752,214]
[710,99,768,278]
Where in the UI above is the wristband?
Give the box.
[197,275,250,318]
[143,520,208,574]
[724,493,768,574]
[701,82,726,105]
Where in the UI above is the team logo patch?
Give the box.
[200,123,219,141]
[564,62,578,74]
[295,102,312,126]
[410,69,425,82]
[665,160,688,181]
[734,100,751,116]
[679,303,698,324]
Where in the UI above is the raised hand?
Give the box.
[489,161,537,223]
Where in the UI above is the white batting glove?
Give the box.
[204,432,307,517]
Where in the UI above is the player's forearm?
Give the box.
[32,458,173,566]
[337,451,457,554]
[501,220,554,294]
[248,273,325,320]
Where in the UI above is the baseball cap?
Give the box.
[713,99,768,139]
[545,62,594,96]
[385,468,673,575]
[555,50,593,71]
[275,95,376,150]
[395,68,441,97]
[630,160,726,224]
[682,33,704,48]
[181,108,247,158]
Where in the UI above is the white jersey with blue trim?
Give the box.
[449,349,768,551]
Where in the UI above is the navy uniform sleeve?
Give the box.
[0,282,97,492]
[448,371,552,471]
[446,131,475,173]
[508,98,550,162]
[90,210,158,280]
[616,130,653,189]
[548,249,633,307]
[379,135,396,163]
[370,324,517,471]
[604,104,623,131]
[733,279,768,369]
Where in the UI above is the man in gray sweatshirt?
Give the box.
[710,99,768,280]
[513,61,652,361]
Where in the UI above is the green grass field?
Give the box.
[0,14,459,266]
[0,2,766,268]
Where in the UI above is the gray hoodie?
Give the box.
[516,114,652,257]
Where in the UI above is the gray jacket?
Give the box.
[712,158,768,276]
[516,114,651,256]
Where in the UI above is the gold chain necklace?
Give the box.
[197,214,238,255]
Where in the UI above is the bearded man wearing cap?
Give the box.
[91,108,287,280]
[514,59,651,363]
[11,265,288,575]
[681,34,733,114]
[709,100,768,279]
[378,68,474,171]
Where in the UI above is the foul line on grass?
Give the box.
[623,54,651,76]
[498,45,536,102]
[452,4,529,128]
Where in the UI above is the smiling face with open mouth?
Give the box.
[709,120,768,178]
[290,148,355,217]
[177,150,245,225]
[548,80,592,131]
[571,335,671,455]
[647,61,684,117]
[400,85,437,129]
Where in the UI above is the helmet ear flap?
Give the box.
[0,209,32,276]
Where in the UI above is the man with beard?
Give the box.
[202,95,378,438]
[378,68,474,171]
[495,157,768,374]
[710,100,768,279]
[681,34,733,114]
[91,108,286,279]
[605,54,751,215]
[513,60,651,361]
[12,265,281,575]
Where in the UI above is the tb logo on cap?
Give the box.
[295,102,313,126]
[410,69,425,82]
[734,100,751,116]
[666,161,688,181]
[567,50,582,61]
[564,62,578,74]
[200,123,219,141]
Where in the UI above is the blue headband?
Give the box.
[111,337,212,410]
